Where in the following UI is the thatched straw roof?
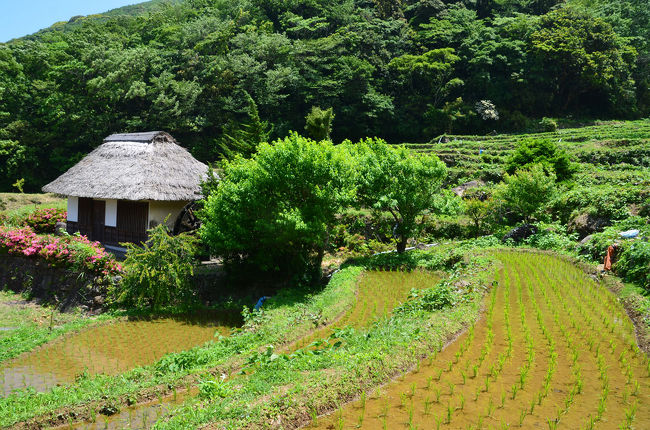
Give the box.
[43,131,210,201]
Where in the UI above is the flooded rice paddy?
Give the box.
[1,311,241,397]
[309,252,650,429]
[294,269,441,350]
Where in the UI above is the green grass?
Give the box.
[0,193,65,223]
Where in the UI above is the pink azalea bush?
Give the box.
[23,207,67,233]
[0,226,123,277]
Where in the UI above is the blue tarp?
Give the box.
[254,296,270,311]
[619,229,640,239]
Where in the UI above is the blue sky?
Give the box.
[1,1,140,42]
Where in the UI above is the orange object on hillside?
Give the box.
[604,244,617,271]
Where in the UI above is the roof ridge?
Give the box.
[103,131,171,143]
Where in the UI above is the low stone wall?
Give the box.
[0,255,108,312]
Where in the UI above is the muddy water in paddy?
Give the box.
[0,311,241,397]
[309,252,650,429]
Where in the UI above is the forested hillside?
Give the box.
[0,0,648,192]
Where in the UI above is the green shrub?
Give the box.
[200,133,355,281]
[523,223,578,251]
[396,281,457,314]
[616,241,650,291]
[351,138,448,253]
[505,138,574,181]
[110,224,199,309]
[495,164,557,223]
[23,207,67,233]
[198,377,233,399]
[539,117,558,132]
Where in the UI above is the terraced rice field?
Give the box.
[404,119,650,187]
[0,311,241,397]
[69,269,441,430]
[294,270,440,350]
[310,251,650,429]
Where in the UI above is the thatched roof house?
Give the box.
[43,131,209,245]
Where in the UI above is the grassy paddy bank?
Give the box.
[136,252,492,429]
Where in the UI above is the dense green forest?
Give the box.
[0,0,648,191]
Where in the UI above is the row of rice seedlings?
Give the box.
[518,260,558,416]
[538,257,646,413]
[527,257,599,426]
[414,272,504,428]
[499,253,599,428]
[472,266,515,427]
[544,255,639,359]
[527,254,647,428]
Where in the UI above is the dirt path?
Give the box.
[310,251,650,429]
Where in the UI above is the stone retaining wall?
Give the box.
[0,255,108,312]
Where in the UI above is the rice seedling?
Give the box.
[309,406,318,425]
[426,375,433,389]
[434,387,441,403]
[486,398,494,417]
[335,408,344,430]
[423,397,433,415]
[511,383,519,400]
[519,409,527,426]
[436,369,443,380]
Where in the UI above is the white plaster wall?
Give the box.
[105,199,117,227]
[147,201,188,229]
[67,196,78,222]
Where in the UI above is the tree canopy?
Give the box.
[352,138,448,253]
[0,0,647,191]
[199,133,355,280]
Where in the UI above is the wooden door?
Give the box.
[77,198,93,238]
[117,200,148,244]
[92,200,105,243]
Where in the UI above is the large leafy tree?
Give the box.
[352,138,447,253]
[388,48,463,139]
[199,133,355,280]
[529,8,637,114]
[496,163,557,223]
